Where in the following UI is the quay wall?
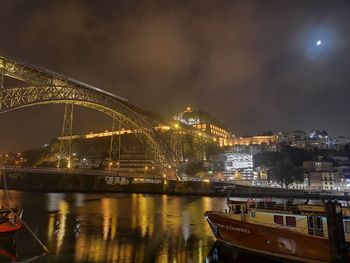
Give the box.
[2,171,219,195]
[3,171,348,200]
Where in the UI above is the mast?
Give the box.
[0,153,2,191]
[0,152,9,205]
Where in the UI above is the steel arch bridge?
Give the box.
[0,54,178,180]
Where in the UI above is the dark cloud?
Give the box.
[1,0,350,151]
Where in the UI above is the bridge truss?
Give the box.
[0,54,179,180]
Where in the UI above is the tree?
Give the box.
[22,147,50,166]
[280,145,313,166]
[186,160,205,176]
[270,159,304,188]
[253,152,285,168]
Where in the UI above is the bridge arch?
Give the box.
[0,55,178,179]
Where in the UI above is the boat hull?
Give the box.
[205,211,333,263]
[0,223,23,239]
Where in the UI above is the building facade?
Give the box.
[224,152,254,180]
[173,107,231,146]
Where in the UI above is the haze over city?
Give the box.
[1,0,350,152]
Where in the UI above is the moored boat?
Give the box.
[0,158,23,239]
[0,208,23,238]
[205,198,350,262]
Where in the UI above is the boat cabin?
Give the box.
[223,198,350,242]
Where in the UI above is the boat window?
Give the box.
[286,216,296,227]
[308,216,314,229]
[344,220,350,234]
[316,217,322,228]
[308,216,324,237]
[274,215,284,225]
[308,216,315,235]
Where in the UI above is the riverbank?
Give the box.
[3,171,350,200]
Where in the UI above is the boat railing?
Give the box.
[227,199,330,215]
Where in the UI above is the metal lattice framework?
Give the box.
[109,118,122,163]
[58,103,74,168]
[0,54,178,180]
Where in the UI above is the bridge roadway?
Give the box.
[3,165,163,180]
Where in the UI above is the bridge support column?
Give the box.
[109,118,122,170]
[58,103,74,168]
[172,129,183,162]
[0,74,3,110]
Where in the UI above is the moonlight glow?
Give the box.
[316,40,322,46]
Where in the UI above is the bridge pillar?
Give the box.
[171,128,184,162]
[0,73,3,110]
[109,118,122,169]
[58,103,74,168]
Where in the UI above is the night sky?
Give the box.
[1,0,350,151]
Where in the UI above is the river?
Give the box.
[0,191,281,262]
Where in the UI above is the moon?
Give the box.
[316,40,322,46]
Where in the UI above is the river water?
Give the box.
[0,191,281,262]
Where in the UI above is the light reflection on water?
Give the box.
[2,191,230,262]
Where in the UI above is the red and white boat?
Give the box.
[0,208,23,238]
[205,198,350,262]
[0,159,23,238]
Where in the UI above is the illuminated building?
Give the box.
[230,135,278,145]
[229,143,277,154]
[224,151,254,180]
[301,161,341,191]
[173,107,231,145]
[277,130,350,151]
